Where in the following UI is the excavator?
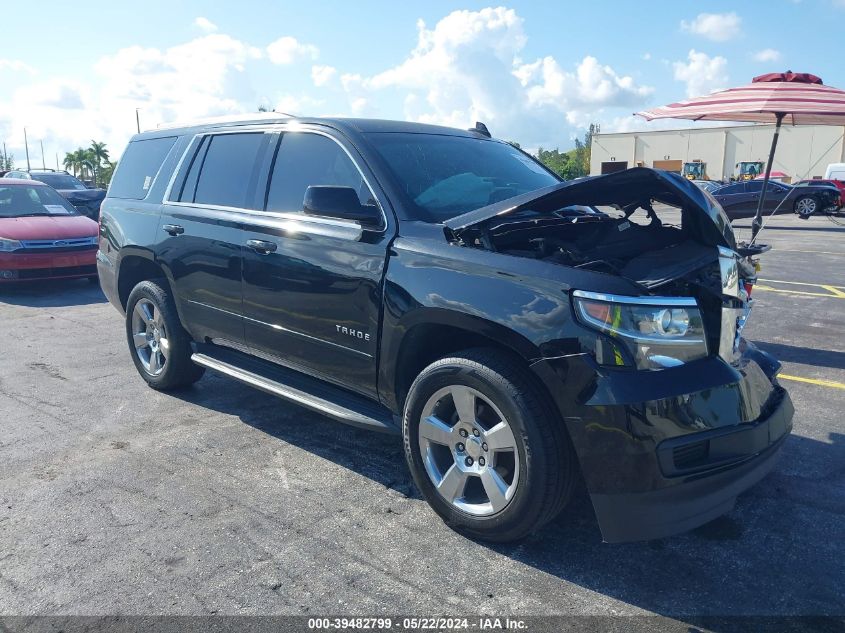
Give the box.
[682,160,708,180]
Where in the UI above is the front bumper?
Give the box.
[591,388,792,542]
[0,249,97,282]
[534,340,793,542]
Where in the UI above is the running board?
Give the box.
[191,350,397,434]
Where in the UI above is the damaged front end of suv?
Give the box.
[443,167,794,542]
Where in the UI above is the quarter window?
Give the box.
[265,132,374,214]
[109,136,177,199]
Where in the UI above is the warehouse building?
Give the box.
[589,123,845,182]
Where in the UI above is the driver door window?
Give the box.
[265,132,374,214]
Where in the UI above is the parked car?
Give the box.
[4,169,106,219]
[0,178,99,282]
[794,179,845,207]
[99,117,792,543]
[711,178,840,219]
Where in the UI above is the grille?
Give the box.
[20,237,98,249]
[673,440,710,470]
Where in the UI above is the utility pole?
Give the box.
[23,128,31,171]
[40,140,46,169]
[135,108,141,133]
[2,142,7,170]
[56,153,60,170]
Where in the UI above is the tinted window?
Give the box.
[192,133,266,208]
[366,133,559,222]
[30,173,87,190]
[0,184,78,217]
[266,133,373,213]
[109,136,178,199]
[745,181,763,192]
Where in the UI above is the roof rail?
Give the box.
[155,111,296,131]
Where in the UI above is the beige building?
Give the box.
[590,123,845,181]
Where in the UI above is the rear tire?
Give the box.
[403,348,576,542]
[125,279,204,390]
[794,196,818,217]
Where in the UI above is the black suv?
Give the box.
[4,169,106,219]
[98,115,793,543]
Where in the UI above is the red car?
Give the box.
[0,178,99,282]
[795,179,845,206]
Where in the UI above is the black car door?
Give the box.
[241,129,394,399]
[714,182,753,218]
[157,130,273,345]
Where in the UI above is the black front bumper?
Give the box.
[534,341,794,543]
[591,388,792,542]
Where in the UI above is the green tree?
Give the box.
[89,141,110,187]
[573,123,599,177]
[1,152,14,171]
[98,160,117,186]
[63,152,77,176]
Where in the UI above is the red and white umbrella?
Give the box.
[636,72,845,239]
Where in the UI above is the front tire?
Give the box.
[403,348,576,542]
[125,279,204,390]
[794,196,818,217]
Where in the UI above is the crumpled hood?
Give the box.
[444,167,736,249]
[0,214,98,240]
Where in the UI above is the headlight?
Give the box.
[0,238,22,252]
[573,290,708,370]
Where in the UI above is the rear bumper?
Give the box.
[591,389,792,542]
[0,249,97,282]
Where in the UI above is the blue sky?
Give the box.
[0,0,839,167]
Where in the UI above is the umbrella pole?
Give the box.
[751,112,785,241]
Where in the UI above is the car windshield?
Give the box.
[30,173,88,190]
[365,132,560,222]
[0,184,79,217]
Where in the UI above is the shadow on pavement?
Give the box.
[176,372,845,620]
[0,279,106,307]
[753,340,845,371]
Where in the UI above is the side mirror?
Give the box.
[303,186,381,226]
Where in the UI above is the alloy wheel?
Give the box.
[796,197,817,216]
[418,385,520,516]
[131,298,169,376]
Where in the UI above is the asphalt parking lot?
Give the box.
[0,213,843,623]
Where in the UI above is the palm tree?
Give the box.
[89,141,110,186]
[72,148,89,183]
[63,152,76,176]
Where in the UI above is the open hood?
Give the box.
[444,167,736,249]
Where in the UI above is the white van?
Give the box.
[824,163,845,180]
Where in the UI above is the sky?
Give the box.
[0,0,840,168]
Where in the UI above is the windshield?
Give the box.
[0,184,79,217]
[365,133,560,222]
[30,173,88,190]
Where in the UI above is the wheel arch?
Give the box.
[383,309,545,414]
[116,249,172,310]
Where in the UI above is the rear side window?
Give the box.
[266,132,373,213]
[188,133,266,208]
[108,137,177,199]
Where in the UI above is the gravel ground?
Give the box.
[0,212,843,623]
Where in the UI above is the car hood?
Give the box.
[57,188,106,203]
[444,167,736,249]
[0,214,98,240]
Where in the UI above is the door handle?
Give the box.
[162,224,185,236]
[246,239,278,254]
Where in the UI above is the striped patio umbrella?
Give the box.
[635,71,845,239]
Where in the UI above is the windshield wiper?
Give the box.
[15,212,52,217]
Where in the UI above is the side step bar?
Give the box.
[191,351,398,434]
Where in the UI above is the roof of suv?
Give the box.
[0,177,49,186]
[138,115,488,142]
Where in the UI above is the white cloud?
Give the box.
[642,52,652,61]
[332,7,651,146]
[0,59,36,74]
[311,65,337,87]
[194,17,218,33]
[266,36,318,65]
[673,49,728,97]
[753,48,781,63]
[680,12,742,41]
